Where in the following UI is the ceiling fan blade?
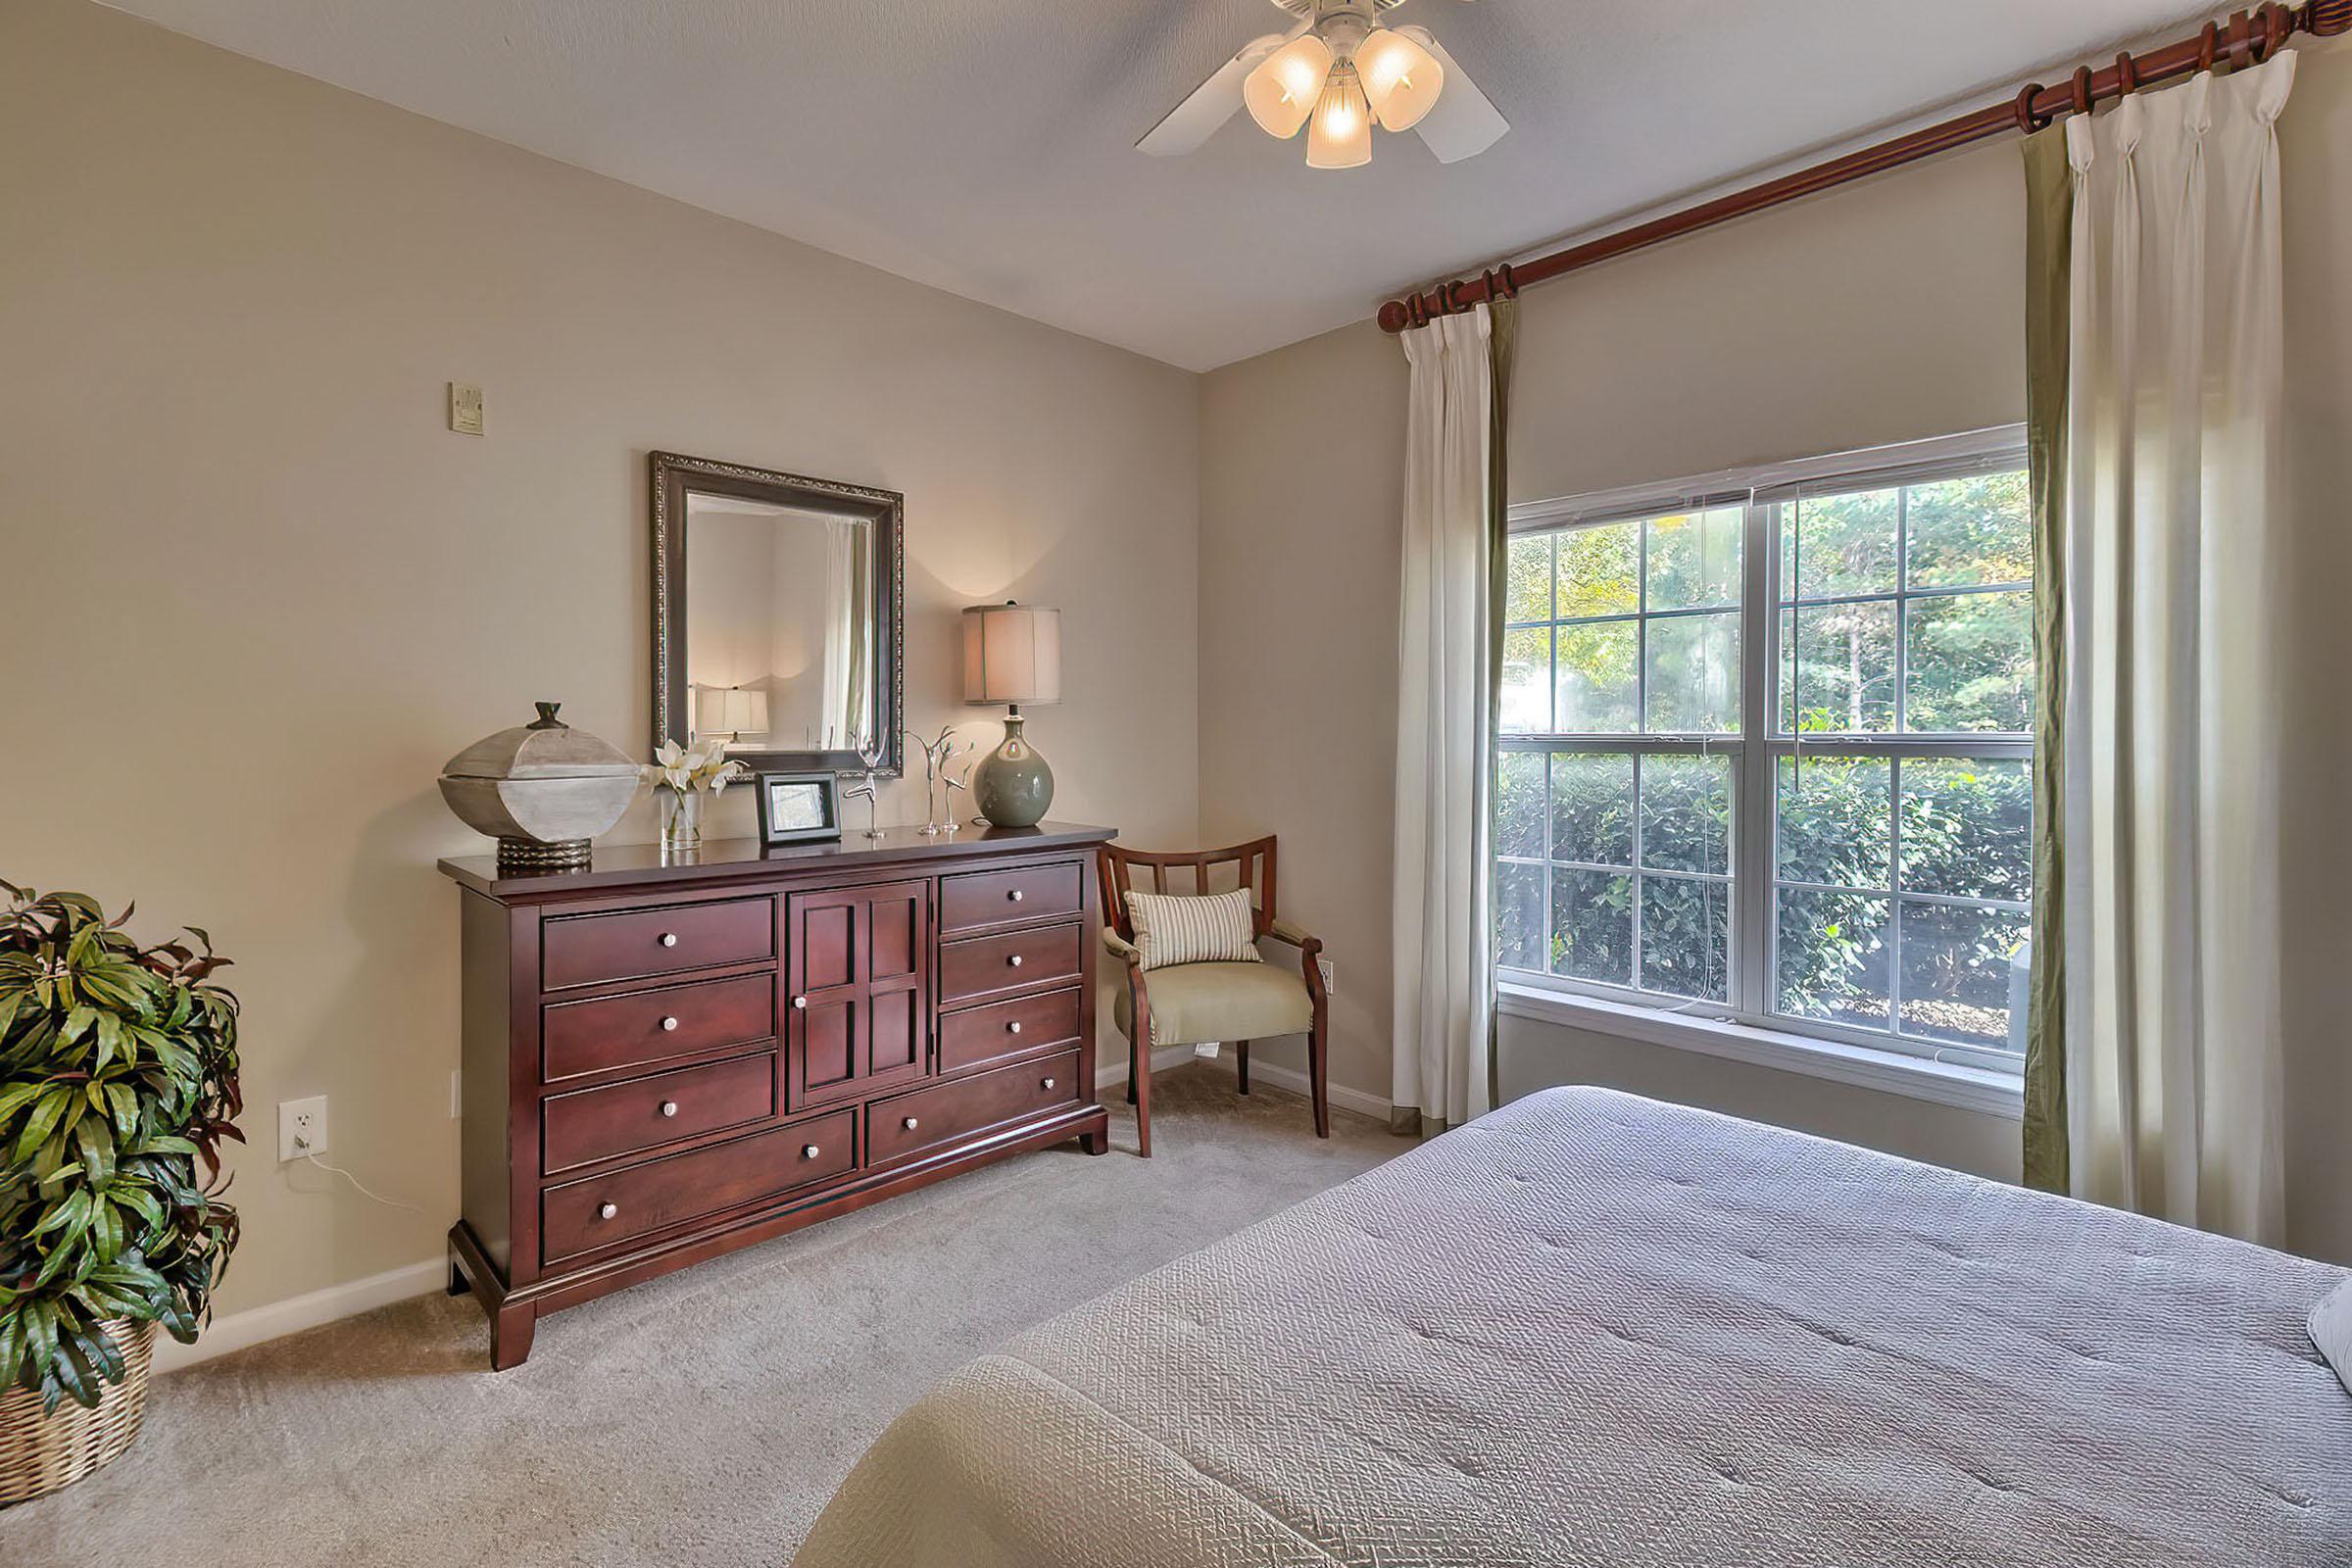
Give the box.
[1137,32,1290,156]
[1400,26,1508,164]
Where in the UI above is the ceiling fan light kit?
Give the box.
[1139,0,1506,169]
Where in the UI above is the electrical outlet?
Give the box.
[1318,956,1336,995]
[278,1097,328,1163]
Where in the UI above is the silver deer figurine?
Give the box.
[904,726,973,836]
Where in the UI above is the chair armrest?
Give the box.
[1102,926,1144,966]
[1265,917,1322,954]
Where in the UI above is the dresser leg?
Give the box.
[446,1249,469,1297]
[491,1302,536,1370]
[1080,1129,1107,1155]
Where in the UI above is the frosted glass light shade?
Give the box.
[696,685,768,736]
[961,603,1062,707]
[1244,34,1333,139]
[1355,28,1444,131]
[1306,63,1373,170]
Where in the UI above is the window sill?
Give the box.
[1495,982,2025,1121]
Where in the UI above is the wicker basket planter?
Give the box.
[0,1319,155,1506]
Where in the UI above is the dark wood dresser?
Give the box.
[436,822,1114,1368]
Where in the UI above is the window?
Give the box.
[1497,431,2034,1075]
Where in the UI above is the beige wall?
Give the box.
[0,0,1200,1319]
[1201,39,2352,1260]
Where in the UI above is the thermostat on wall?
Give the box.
[449,381,484,436]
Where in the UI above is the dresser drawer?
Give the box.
[938,987,1081,1077]
[542,972,776,1082]
[541,898,774,991]
[938,861,1084,935]
[938,922,1082,1006]
[866,1049,1081,1167]
[541,1109,856,1264]
[542,1051,777,1175]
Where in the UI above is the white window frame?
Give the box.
[1498,426,2032,1098]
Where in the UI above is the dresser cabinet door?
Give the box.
[787,880,930,1106]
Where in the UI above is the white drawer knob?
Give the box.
[598,1201,618,1220]
[661,1016,679,1032]
[793,996,808,1010]
[1042,1077,1056,1091]
[1007,1020,1022,1035]
[660,1101,679,1118]
[659,933,678,948]
[1007,954,1023,968]
[1008,889,1024,902]
[802,1144,821,1159]
[902,1116,919,1131]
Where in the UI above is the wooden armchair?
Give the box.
[1099,835,1329,1157]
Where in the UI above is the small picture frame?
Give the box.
[754,770,842,845]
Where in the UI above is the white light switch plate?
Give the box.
[278,1096,328,1162]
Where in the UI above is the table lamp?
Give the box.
[961,602,1061,827]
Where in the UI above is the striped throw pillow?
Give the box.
[1122,888,1262,971]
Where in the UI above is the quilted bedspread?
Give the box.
[795,1087,2352,1567]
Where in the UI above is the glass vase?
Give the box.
[657,787,704,852]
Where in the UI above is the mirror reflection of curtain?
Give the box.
[818,519,872,753]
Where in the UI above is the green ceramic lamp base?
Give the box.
[973,710,1054,828]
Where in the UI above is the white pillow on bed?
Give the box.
[2313,1278,2352,1396]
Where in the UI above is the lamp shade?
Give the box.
[1355,28,1444,131]
[696,685,768,737]
[1243,33,1333,139]
[1305,64,1373,170]
[961,603,1062,707]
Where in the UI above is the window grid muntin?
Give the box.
[1495,741,1734,1003]
[1501,507,1740,743]
[1502,440,2033,1071]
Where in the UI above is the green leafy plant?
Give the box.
[0,881,242,1411]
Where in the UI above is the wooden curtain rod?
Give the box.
[1377,0,2350,333]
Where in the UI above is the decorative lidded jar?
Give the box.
[438,703,639,874]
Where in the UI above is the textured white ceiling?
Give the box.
[101,0,2206,369]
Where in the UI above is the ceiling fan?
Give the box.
[1139,0,1507,170]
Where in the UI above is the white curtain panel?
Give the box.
[1393,307,1496,1129]
[817,517,869,752]
[2061,54,2294,1245]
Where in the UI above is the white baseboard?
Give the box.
[152,1257,446,1375]
[1096,1042,1392,1121]
[157,1054,1395,1375]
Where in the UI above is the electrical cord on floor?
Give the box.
[296,1141,427,1214]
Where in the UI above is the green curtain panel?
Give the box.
[2021,126,2071,1195]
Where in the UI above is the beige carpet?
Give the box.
[2,1067,1398,1567]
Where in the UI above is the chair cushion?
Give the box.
[1113,960,1313,1048]
[1122,888,1262,970]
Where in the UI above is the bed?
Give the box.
[795,1087,2352,1568]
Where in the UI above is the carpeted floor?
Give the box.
[2,1066,1398,1567]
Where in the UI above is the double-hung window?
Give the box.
[1495,428,2034,1076]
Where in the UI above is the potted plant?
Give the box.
[0,882,241,1504]
[644,737,746,852]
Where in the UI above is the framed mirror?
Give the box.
[651,451,903,778]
